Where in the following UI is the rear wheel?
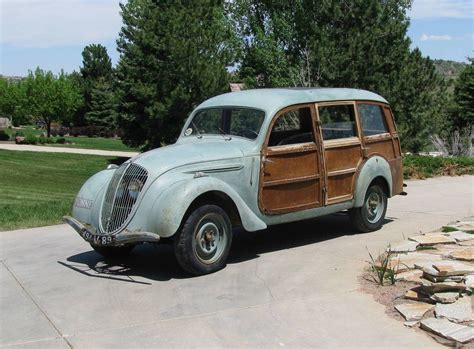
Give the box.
[174,204,232,275]
[350,183,387,232]
[91,244,135,259]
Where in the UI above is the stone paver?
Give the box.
[395,303,434,321]
[421,318,474,344]
[435,296,474,323]
[432,260,474,276]
[408,234,456,246]
[443,230,474,242]
[448,247,474,262]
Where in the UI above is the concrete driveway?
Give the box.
[1,176,472,348]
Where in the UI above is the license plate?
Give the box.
[80,229,115,246]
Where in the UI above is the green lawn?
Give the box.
[50,136,138,152]
[0,150,117,231]
[4,127,138,152]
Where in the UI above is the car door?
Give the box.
[316,101,363,205]
[259,104,324,214]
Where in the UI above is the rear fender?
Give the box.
[354,156,392,207]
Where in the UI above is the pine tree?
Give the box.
[115,0,236,149]
[84,78,117,128]
[79,44,114,126]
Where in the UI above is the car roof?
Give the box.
[196,88,389,115]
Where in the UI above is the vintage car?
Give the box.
[64,88,405,275]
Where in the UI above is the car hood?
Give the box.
[129,139,248,177]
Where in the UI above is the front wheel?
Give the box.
[174,204,232,275]
[349,184,388,233]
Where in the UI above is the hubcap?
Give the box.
[192,213,228,264]
[365,188,385,224]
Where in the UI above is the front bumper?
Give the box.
[63,216,160,246]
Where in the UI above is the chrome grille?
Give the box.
[100,163,148,234]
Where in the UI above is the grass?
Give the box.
[442,226,458,232]
[3,126,138,152]
[403,154,474,179]
[0,150,116,231]
[50,137,138,152]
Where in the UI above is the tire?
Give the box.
[349,183,388,233]
[91,244,135,259]
[174,204,232,275]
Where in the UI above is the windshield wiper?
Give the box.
[191,121,203,139]
[217,127,232,141]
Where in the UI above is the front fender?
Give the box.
[71,169,114,227]
[353,156,392,207]
[150,177,267,237]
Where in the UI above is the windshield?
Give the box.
[184,108,265,140]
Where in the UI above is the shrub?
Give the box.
[403,155,474,179]
[14,131,25,138]
[0,130,10,141]
[23,134,38,145]
[56,137,66,144]
[38,136,54,144]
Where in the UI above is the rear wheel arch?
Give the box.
[353,156,392,207]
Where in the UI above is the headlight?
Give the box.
[127,179,143,200]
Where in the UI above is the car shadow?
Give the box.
[60,213,394,283]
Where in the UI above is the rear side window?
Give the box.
[268,107,314,146]
[358,104,388,136]
[318,104,357,140]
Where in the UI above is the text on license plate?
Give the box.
[81,230,115,245]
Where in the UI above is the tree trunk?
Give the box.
[46,120,51,138]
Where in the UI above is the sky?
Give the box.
[0,0,473,77]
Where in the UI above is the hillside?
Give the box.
[433,59,467,80]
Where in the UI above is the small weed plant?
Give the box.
[366,245,399,286]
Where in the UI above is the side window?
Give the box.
[268,107,314,146]
[318,104,357,140]
[358,104,389,136]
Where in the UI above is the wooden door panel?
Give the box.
[262,179,321,213]
[263,147,319,182]
[260,147,321,214]
[324,142,362,203]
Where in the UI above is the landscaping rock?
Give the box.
[430,292,460,304]
[389,252,442,273]
[395,302,434,321]
[389,240,419,253]
[404,321,419,328]
[448,247,474,262]
[422,273,464,283]
[415,262,441,276]
[432,260,474,276]
[464,275,474,289]
[405,289,433,303]
[420,280,466,293]
[397,269,423,283]
[409,234,456,246]
[420,317,474,344]
[443,230,474,242]
[435,296,474,323]
[458,240,474,247]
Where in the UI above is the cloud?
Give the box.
[0,0,122,48]
[420,34,453,41]
[409,0,473,19]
